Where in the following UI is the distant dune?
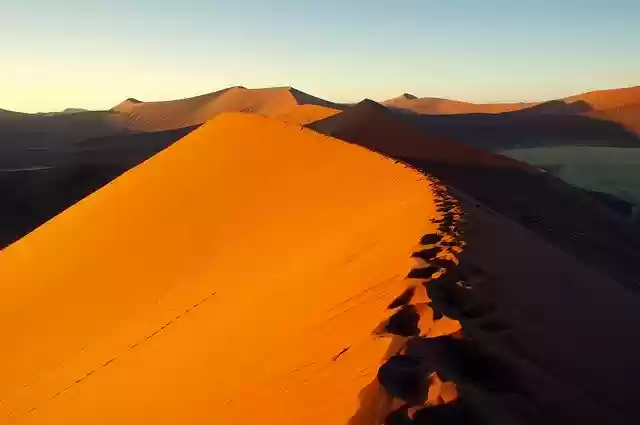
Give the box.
[565,85,640,110]
[382,95,535,115]
[111,86,346,132]
[0,113,440,424]
[383,85,640,116]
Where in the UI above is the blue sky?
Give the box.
[2,0,639,112]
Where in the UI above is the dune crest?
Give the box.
[0,113,439,424]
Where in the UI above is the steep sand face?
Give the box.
[0,113,439,424]
[111,86,344,132]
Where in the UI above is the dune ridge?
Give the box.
[0,113,439,424]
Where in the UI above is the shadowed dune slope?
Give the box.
[586,103,640,133]
[443,189,640,424]
[308,101,640,289]
[111,86,345,132]
[0,110,129,148]
[0,113,439,424]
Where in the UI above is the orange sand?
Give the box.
[0,113,439,424]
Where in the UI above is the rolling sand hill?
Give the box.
[111,86,345,132]
[381,86,640,149]
[565,85,640,110]
[384,86,640,116]
[382,94,535,115]
[402,104,640,149]
[0,113,443,424]
[308,100,640,289]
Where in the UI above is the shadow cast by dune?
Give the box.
[388,287,417,309]
[378,355,431,405]
[407,266,441,279]
[404,336,520,392]
[411,247,441,261]
[384,305,421,337]
[419,234,441,245]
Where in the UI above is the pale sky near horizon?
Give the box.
[2,0,639,112]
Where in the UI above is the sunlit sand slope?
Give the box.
[0,113,438,424]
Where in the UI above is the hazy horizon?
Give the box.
[3,0,639,113]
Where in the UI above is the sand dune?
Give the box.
[0,113,439,424]
[310,99,537,169]
[382,94,536,115]
[565,85,640,110]
[383,86,640,116]
[111,86,345,132]
[308,100,640,289]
